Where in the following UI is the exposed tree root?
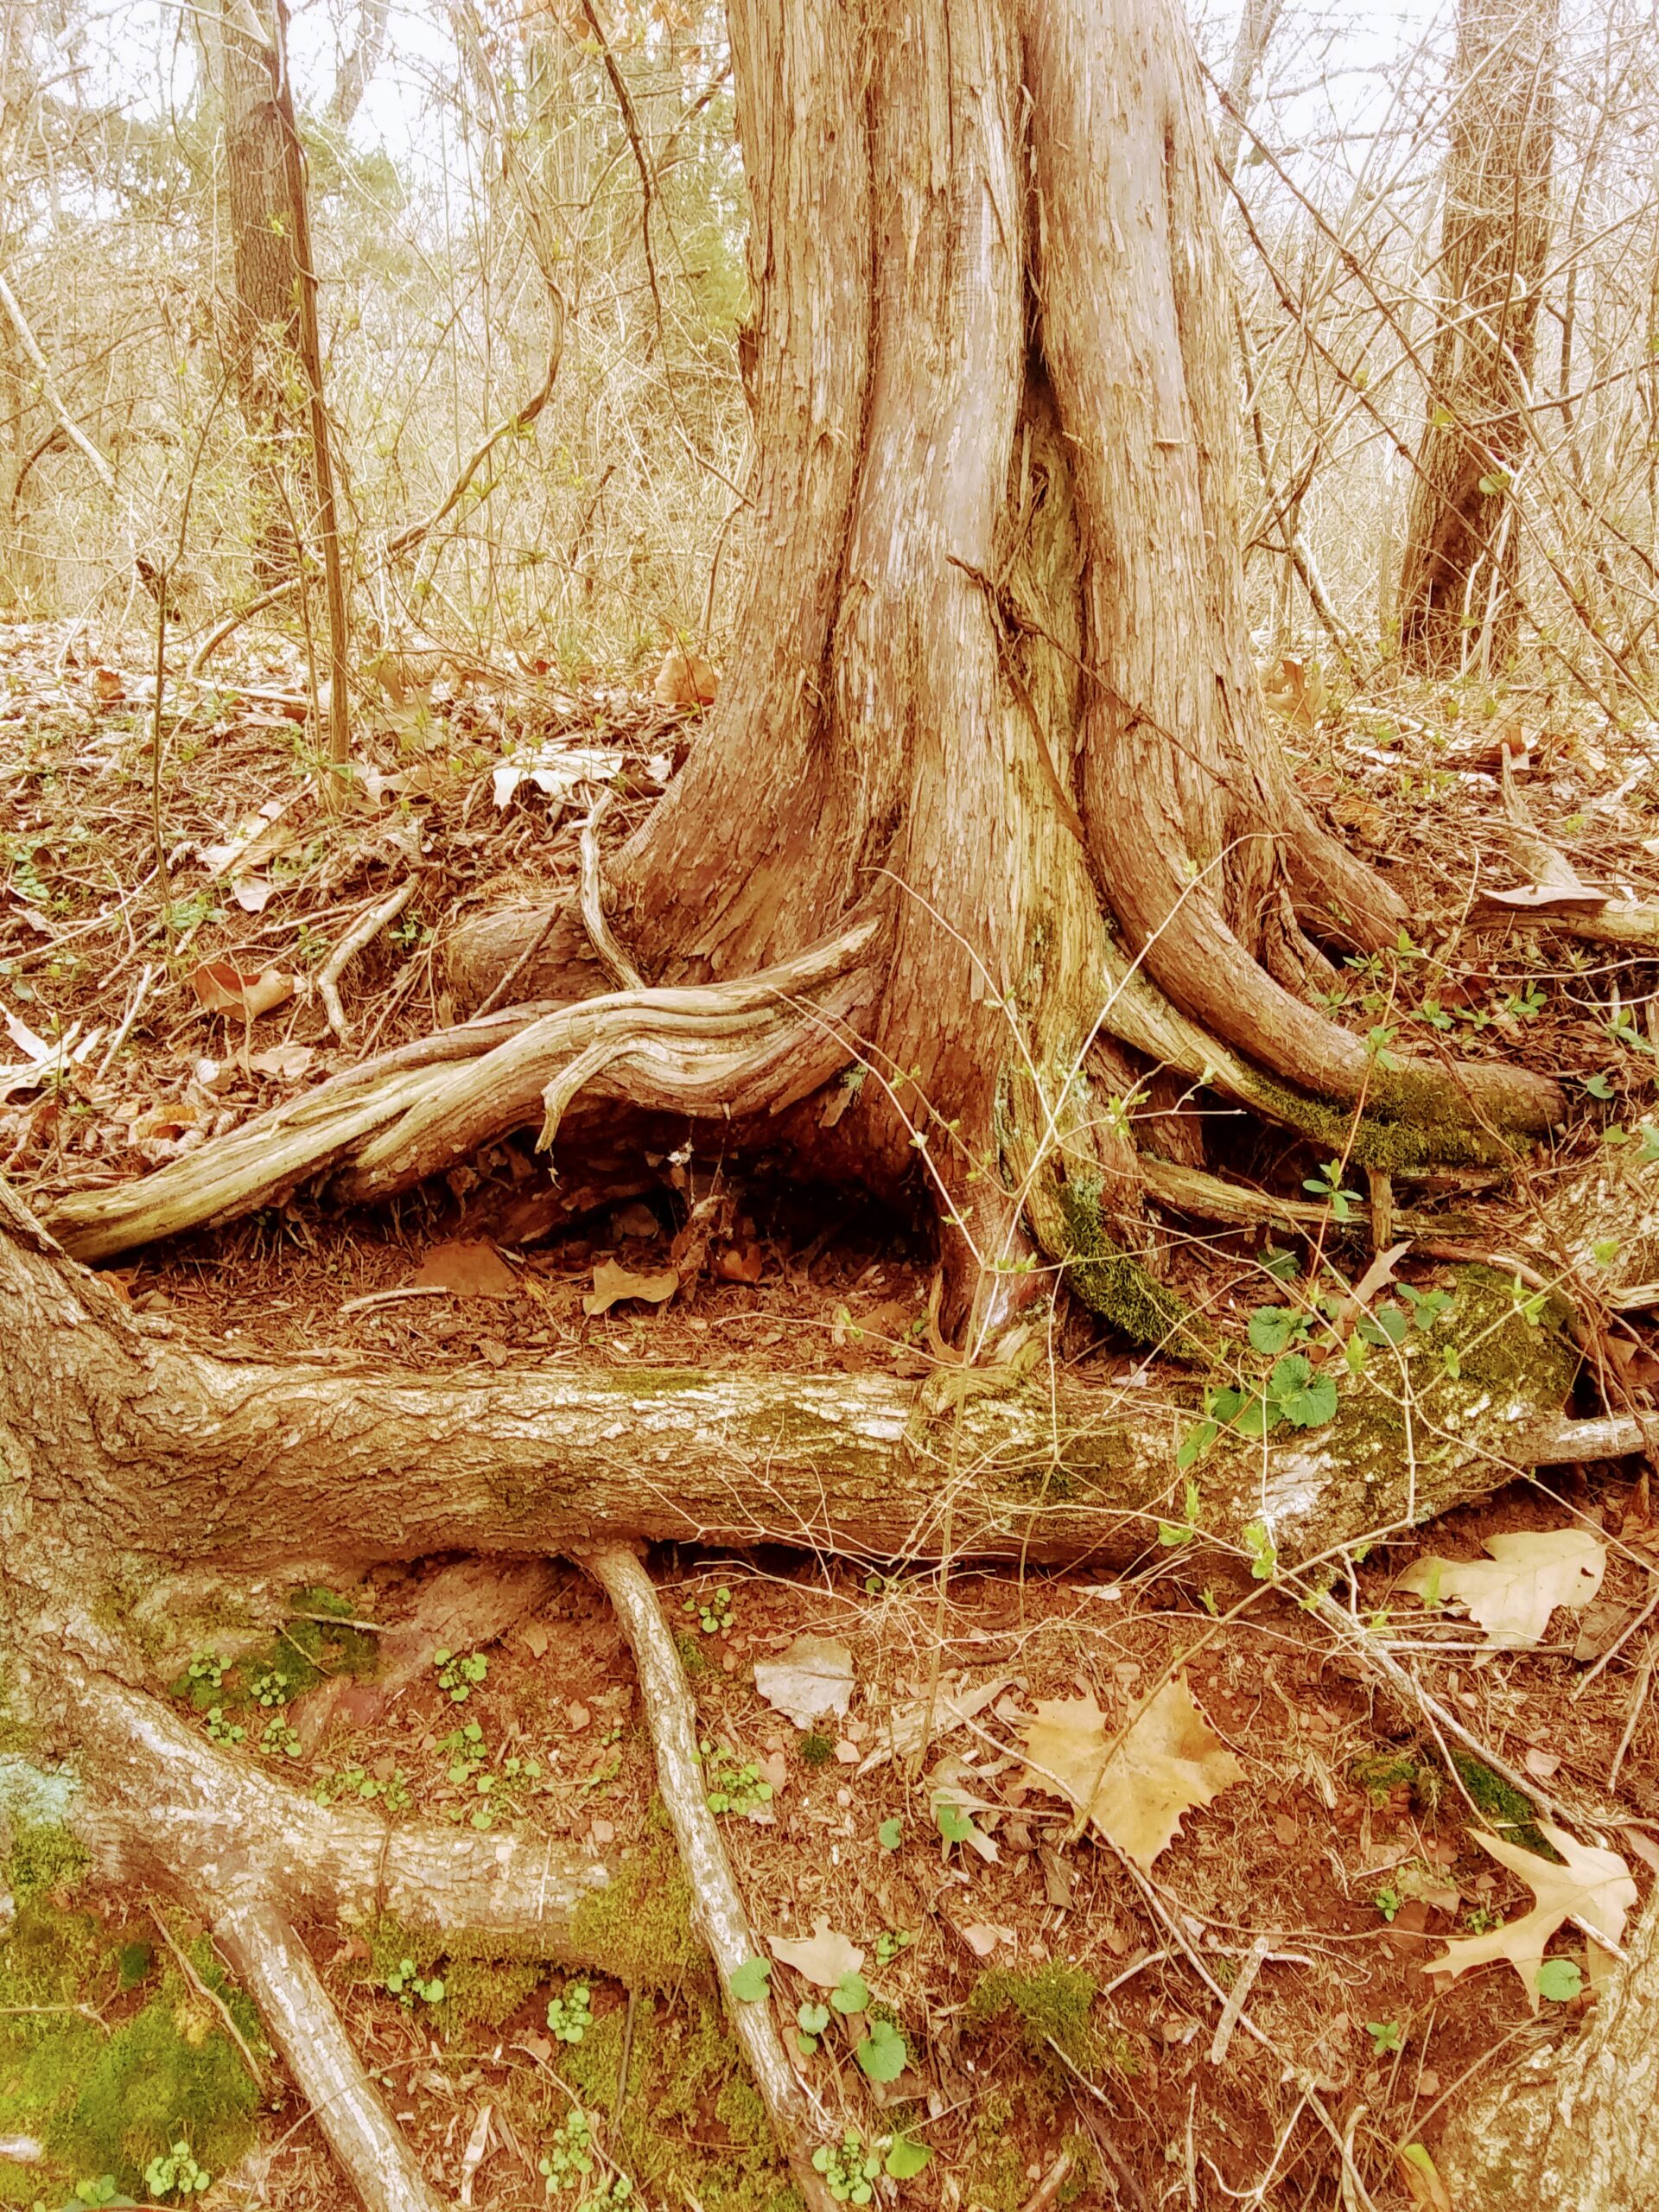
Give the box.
[214,1899,448,2212]
[45,923,878,1262]
[578,1542,838,2212]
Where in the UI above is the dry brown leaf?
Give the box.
[714,1239,765,1283]
[91,664,124,702]
[958,1923,1014,1957]
[1397,1529,1605,1649]
[653,645,719,708]
[519,1621,550,1659]
[406,1240,520,1299]
[189,961,295,1020]
[856,1672,1012,1772]
[1018,1676,1244,1870]
[753,1636,855,1730]
[1259,654,1326,731]
[582,1258,680,1315]
[248,1042,315,1082]
[1424,1826,1637,2009]
[768,1917,864,1989]
[1477,883,1610,913]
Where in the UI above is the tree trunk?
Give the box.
[216,0,308,585]
[1439,1888,1659,2209]
[1396,0,1557,675]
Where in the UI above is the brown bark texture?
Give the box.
[1440,1885,1659,2209]
[1397,0,1558,673]
[216,0,308,583]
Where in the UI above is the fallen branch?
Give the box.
[0,265,118,495]
[319,880,418,1041]
[578,1543,836,2212]
[577,789,645,993]
[214,1900,446,2212]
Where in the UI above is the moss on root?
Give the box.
[0,1837,261,2204]
[1053,1173,1210,1360]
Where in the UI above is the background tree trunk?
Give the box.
[1397,0,1558,675]
[217,0,308,584]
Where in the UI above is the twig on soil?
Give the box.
[1609,1648,1656,1787]
[574,1541,839,2212]
[95,962,159,1078]
[1573,1578,1659,1699]
[1016,2152,1074,2212]
[318,880,417,1041]
[472,903,563,1019]
[213,1898,446,2212]
[577,789,645,992]
[144,1897,264,2088]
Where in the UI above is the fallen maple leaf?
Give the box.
[1260,655,1326,731]
[189,961,295,1020]
[768,1917,864,1989]
[406,1241,520,1299]
[1018,1676,1244,1870]
[753,1636,855,1730]
[1424,1826,1636,2010]
[1397,1529,1605,1649]
[582,1258,679,1315]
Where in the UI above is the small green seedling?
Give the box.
[143,2141,211,2199]
[683,1584,735,1635]
[435,1647,488,1701]
[797,2000,831,2054]
[538,2108,596,2194]
[699,1738,774,1816]
[730,1955,772,2002]
[855,2017,909,2083]
[830,1970,869,2014]
[1374,1885,1402,1923]
[873,1929,914,1967]
[547,1980,594,2044]
[260,1716,302,1759]
[249,1669,291,1709]
[1535,1958,1583,2003]
[812,2133,880,2205]
[933,1798,984,1857]
[66,2183,128,2210]
[186,1653,224,1694]
[884,2135,932,2181]
[204,1706,245,1746]
[1304,1160,1363,1221]
[877,1816,903,1850]
[1365,2019,1403,2055]
[385,1956,446,2006]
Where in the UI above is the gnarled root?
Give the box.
[578,1543,839,2212]
[214,1900,448,2212]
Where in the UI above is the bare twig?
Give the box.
[318,880,417,1041]
[577,789,645,993]
[144,1897,264,2088]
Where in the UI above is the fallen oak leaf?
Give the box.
[768,1917,865,1989]
[582,1258,680,1316]
[1423,1825,1636,2011]
[1017,1675,1244,1869]
[1396,1528,1605,1649]
[189,961,295,1020]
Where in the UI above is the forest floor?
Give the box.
[4,617,1659,2210]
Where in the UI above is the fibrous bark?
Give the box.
[1397,0,1558,673]
[1439,1887,1659,2209]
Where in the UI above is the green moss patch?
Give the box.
[169,1585,378,1717]
[0,1840,262,2204]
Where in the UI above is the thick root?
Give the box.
[579,1543,838,2212]
[215,1900,448,2212]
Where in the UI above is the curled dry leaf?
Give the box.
[189,962,295,1020]
[1259,654,1326,730]
[1476,882,1610,914]
[1396,1528,1605,1649]
[582,1258,680,1316]
[406,1240,520,1299]
[958,1923,1014,1958]
[768,1916,864,1989]
[1424,1826,1636,2010]
[753,1635,855,1731]
[247,1042,315,1083]
[1018,1675,1244,1870]
[653,645,719,708]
